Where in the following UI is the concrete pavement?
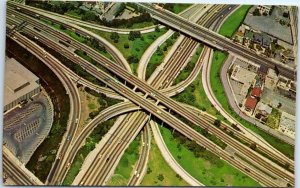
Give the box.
[3,146,43,185]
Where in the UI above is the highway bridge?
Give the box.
[5,2,295,187]
[138,3,297,81]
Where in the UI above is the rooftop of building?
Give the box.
[267,68,278,78]
[245,96,258,110]
[231,65,257,85]
[251,87,262,97]
[280,111,296,131]
[256,102,272,114]
[258,5,273,9]
[4,58,40,106]
[258,65,269,74]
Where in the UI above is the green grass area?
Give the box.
[174,45,203,85]
[266,108,281,129]
[173,4,192,14]
[210,51,228,102]
[219,5,252,38]
[140,135,189,186]
[146,32,180,80]
[64,9,82,19]
[209,50,294,159]
[107,135,141,186]
[41,20,113,60]
[159,126,260,186]
[63,118,116,185]
[88,103,97,110]
[164,4,192,14]
[85,28,167,75]
[173,70,226,122]
[118,21,155,29]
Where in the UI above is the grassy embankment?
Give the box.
[63,88,120,185]
[40,19,113,61]
[146,32,180,80]
[173,45,204,85]
[86,28,167,75]
[140,135,189,186]
[63,118,117,185]
[107,135,141,185]
[160,126,260,186]
[164,3,192,14]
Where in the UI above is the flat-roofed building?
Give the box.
[4,58,40,112]
[230,65,257,97]
[280,111,295,132]
[265,68,279,90]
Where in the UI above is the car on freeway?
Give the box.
[67,135,71,141]
[66,162,71,168]
[245,168,251,172]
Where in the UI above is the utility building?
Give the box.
[4,58,40,112]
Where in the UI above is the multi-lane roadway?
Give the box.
[5,2,295,187]
[138,3,297,81]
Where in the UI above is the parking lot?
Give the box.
[3,91,54,164]
[261,88,296,115]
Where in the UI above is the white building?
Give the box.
[230,65,257,97]
[4,58,40,112]
[257,5,272,15]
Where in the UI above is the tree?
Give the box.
[284,163,290,170]
[91,38,99,49]
[213,119,221,127]
[127,55,139,64]
[147,167,152,174]
[59,24,66,30]
[110,32,119,41]
[157,174,164,181]
[98,45,107,53]
[81,11,96,21]
[124,43,129,49]
[156,46,163,56]
[253,8,261,16]
[155,25,160,32]
[128,31,141,41]
[250,143,257,150]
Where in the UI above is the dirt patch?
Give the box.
[224,174,234,186]
[75,86,101,137]
[204,160,212,170]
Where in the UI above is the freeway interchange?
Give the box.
[4,2,296,187]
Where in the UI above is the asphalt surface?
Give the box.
[6,3,295,186]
